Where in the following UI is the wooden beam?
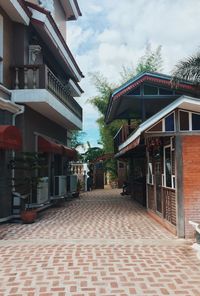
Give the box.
[175,110,185,238]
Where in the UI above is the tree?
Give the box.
[71,131,86,149]
[82,145,104,163]
[119,44,163,83]
[89,44,163,180]
[136,44,162,75]
[172,50,200,84]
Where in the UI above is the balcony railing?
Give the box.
[12,64,82,121]
[113,124,137,154]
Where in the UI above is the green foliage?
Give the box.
[119,44,163,83]
[97,117,124,153]
[82,146,104,163]
[71,131,86,148]
[172,50,200,84]
[10,152,46,208]
[136,44,163,74]
[88,43,163,179]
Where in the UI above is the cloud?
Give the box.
[68,0,200,146]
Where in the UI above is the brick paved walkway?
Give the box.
[0,189,199,296]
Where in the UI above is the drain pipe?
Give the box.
[11,105,25,190]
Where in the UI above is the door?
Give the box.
[155,160,162,213]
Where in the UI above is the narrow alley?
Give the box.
[0,189,200,296]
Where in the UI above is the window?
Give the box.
[159,88,173,95]
[144,85,158,95]
[192,113,200,130]
[128,86,140,95]
[179,111,189,131]
[0,14,3,83]
[164,113,174,131]
[179,111,200,131]
[164,146,172,188]
[147,162,153,185]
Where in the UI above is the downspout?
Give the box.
[11,105,25,190]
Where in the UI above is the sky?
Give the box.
[68,0,200,147]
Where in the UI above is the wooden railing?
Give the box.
[113,124,137,154]
[12,64,82,120]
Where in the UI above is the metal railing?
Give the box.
[12,64,82,120]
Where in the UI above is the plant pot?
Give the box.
[21,209,37,224]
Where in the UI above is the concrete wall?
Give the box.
[54,0,66,40]
[0,150,12,219]
[27,0,67,40]
[0,111,12,219]
[182,135,200,238]
[0,7,13,89]
[16,106,67,152]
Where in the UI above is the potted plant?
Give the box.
[10,152,46,223]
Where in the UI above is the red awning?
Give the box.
[38,136,62,154]
[0,125,22,150]
[62,145,77,160]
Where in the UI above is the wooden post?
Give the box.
[14,67,19,89]
[24,67,28,89]
[175,111,185,238]
[33,67,37,89]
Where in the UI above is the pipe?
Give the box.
[11,105,25,190]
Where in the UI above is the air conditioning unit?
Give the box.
[54,175,67,196]
[67,175,77,193]
[37,177,49,204]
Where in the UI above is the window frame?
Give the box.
[179,109,200,132]
[191,112,200,131]
[147,162,154,185]
[162,112,175,132]
[163,144,175,189]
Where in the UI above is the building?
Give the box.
[105,72,200,238]
[0,0,83,221]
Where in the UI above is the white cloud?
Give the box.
[69,0,200,146]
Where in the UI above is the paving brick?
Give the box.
[0,189,199,295]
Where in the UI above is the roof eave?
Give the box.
[27,2,84,81]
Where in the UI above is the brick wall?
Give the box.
[182,136,200,238]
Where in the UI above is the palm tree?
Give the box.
[172,51,200,84]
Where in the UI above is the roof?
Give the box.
[106,72,198,123]
[112,72,195,99]
[118,95,200,153]
[26,2,84,82]
[60,0,82,20]
[73,0,82,16]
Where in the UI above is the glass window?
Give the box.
[165,113,174,131]
[144,85,158,95]
[159,88,173,95]
[128,86,140,95]
[179,111,189,131]
[164,146,172,188]
[192,113,200,130]
[148,163,153,185]
[0,14,3,83]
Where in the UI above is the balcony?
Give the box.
[12,64,82,120]
[113,124,137,154]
